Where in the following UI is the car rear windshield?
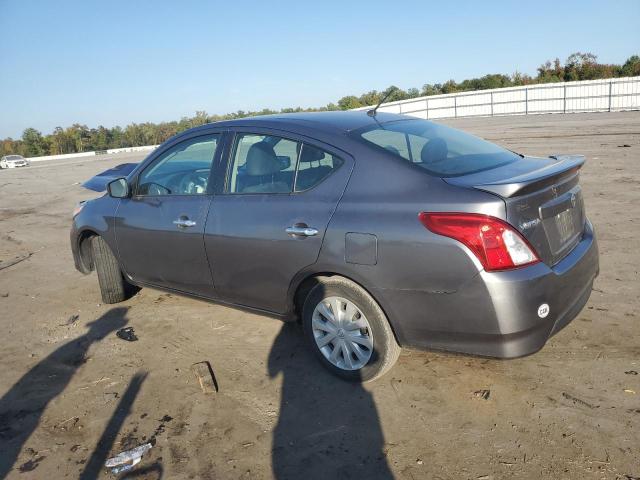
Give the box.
[352,119,519,177]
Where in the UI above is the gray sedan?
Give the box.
[71,111,599,381]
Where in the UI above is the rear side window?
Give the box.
[354,119,518,177]
[295,144,344,192]
[227,134,344,194]
[228,134,298,193]
[358,129,411,159]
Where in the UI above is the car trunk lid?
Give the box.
[444,154,586,266]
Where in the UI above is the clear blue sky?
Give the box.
[1,0,638,138]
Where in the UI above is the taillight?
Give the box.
[418,212,539,271]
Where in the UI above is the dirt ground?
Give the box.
[0,112,638,480]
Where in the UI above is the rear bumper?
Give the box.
[375,220,599,358]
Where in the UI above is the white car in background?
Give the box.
[0,155,30,169]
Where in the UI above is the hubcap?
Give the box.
[311,296,373,370]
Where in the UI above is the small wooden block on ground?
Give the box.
[191,361,218,393]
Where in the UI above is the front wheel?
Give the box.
[302,276,401,382]
[91,236,134,304]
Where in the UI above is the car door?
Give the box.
[204,129,353,313]
[114,132,222,297]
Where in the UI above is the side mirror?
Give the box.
[107,178,130,198]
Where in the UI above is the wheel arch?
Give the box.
[287,269,401,344]
[76,228,100,273]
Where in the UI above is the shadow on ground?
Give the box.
[0,307,129,478]
[268,322,393,480]
[80,371,148,479]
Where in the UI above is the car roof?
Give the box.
[202,111,413,135]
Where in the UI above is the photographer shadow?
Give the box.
[268,322,394,480]
[0,307,129,478]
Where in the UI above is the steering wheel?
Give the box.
[178,171,209,195]
[146,182,171,196]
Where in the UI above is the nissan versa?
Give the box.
[71,111,599,381]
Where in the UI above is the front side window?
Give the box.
[137,134,219,196]
[354,119,519,177]
[228,134,298,193]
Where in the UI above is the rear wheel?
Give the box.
[91,236,133,304]
[302,276,400,382]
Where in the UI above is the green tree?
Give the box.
[385,86,409,102]
[620,55,640,76]
[406,87,421,98]
[440,80,459,94]
[421,83,443,96]
[0,138,21,157]
[337,96,363,110]
[21,128,46,157]
[537,58,563,83]
[358,90,382,106]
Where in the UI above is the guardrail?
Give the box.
[28,145,158,163]
[356,76,640,120]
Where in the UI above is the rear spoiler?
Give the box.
[82,162,138,192]
[444,154,585,198]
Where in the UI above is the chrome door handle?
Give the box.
[173,219,197,228]
[286,225,318,237]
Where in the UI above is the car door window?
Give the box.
[294,144,344,192]
[137,134,219,196]
[228,134,298,194]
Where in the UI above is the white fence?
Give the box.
[357,76,640,120]
[28,145,158,163]
[18,77,640,163]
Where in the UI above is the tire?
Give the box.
[302,276,401,382]
[91,236,130,304]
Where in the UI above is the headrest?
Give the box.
[245,142,281,176]
[299,145,325,163]
[421,138,448,164]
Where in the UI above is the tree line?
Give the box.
[3,52,638,158]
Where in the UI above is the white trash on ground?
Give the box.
[105,443,153,474]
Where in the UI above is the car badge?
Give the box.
[520,218,541,230]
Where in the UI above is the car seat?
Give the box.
[242,142,291,193]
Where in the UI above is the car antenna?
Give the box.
[367,87,398,117]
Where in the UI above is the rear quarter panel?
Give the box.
[312,145,507,344]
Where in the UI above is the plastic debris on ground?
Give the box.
[562,392,599,409]
[105,443,152,474]
[116,327,138,342]
[473,389,491,400]
[60,314,79,326]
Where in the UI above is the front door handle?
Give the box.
[286,225,318,237]
[173,218,197,228]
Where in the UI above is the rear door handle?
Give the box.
[286,225,318,237]
[173,218,197,228]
